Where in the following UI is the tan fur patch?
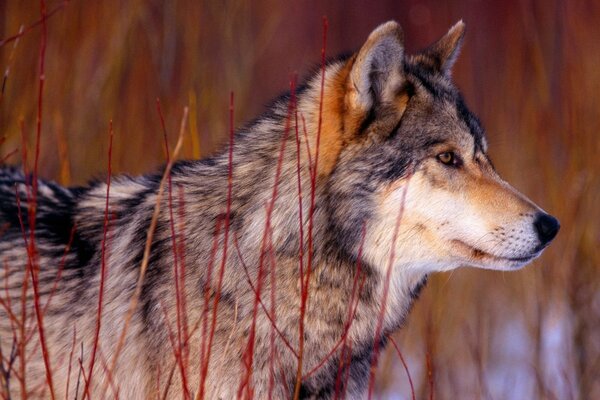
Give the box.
[395,92,410,113]
[314,60,353,178]
[311,56,410,178]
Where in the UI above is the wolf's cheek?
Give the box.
[364,174,475,272]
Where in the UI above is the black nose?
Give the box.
[534,213,560,246]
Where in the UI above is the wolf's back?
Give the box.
[0,167,80,247]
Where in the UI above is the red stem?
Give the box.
[16,2,57,396]
[199,92,235,398]
[238,76,296,399]
[367,171,412,399]
[293,17,328,400]
[233,234,298,358]
[17,120,28,400]
[84,121,114,398]
[427,351,434,400]
[64,327,77,400]
[0,2,68,48]
[303,225,367,382]
[389,336,416,400]
[157,98,190,398]
[197,219,221,395]
[176,186,190,374]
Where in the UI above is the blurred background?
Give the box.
[1,0,598,398]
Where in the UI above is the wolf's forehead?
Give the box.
[405,65,487,153]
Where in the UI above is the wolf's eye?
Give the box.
[437,151,461,167]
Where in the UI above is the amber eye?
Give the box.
[437,151,460,167]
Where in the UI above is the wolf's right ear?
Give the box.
[348,21,405,112]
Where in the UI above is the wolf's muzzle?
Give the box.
[534,212,560,247]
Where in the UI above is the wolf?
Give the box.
[0,20,559,399]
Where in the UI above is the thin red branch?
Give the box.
[1,24,23,105]
[367,171,412,399]
[106,107,188,385]
[267,227,278,399]
[157,98,190,399]
[233,234,298,358]
[293,75,305,291]
[293,17,328,400]
[426,351,434,400]
[389,336,416,400]
[176,186,190,374]
[199,92,235,398]
[239,75,297,399]
[16,1,58,397]
[98,349,119,399]
[0,2,68,48]
[64,326,77,400]
[17,120,29,400]
[84,121,113,398]
[197,218,221,397]
[303,225,367,382]
[1,149,19,164]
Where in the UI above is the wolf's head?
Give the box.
[316,21,559,273]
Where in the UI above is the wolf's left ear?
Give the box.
[418,20,466,75]
[348,21,405,112]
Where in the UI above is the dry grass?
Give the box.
[1,0,599,398]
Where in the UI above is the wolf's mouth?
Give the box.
[451,240,538,265]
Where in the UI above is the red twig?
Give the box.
[16,1,58,397]
[157,98,190,398]
[199,92,235,398]
[426,351,434,400]
[302,226,367,382]
[17,120,29,400]
[0,2,68,48]
[367,171,412,399]
[176,186,190,375]
[389,336,416,400]
[333,225,367,399]
[274,347,290,396]
[13,191,33,400]
[158,300,180,378]
[238,75,297,398]
[77,358,89,398]
[84,121,114,398]
[98,349,119,399]
[0,261,20,330]
[64,326,77,400]
[267,229,277,399]
[1,149,19,164]
[197,219,221,397]
[158,299,181,400]
[1,24,24,104]
[106,107,188,387]
[293,74,305,288]
[233,234,298,358]
[293,17,328,400]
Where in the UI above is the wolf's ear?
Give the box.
[348,21,405,112]
[417,20,465,75]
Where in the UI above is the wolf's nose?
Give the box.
[534,213,560,246]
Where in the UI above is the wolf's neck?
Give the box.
[313,252,429,335]
[222,58,429,333]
